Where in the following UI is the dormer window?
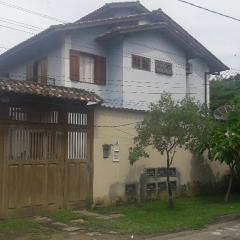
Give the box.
[132,55,151,72]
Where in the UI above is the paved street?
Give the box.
[148,220,240,240]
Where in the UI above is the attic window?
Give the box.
[155,60,173,76]
[132,55,151,72]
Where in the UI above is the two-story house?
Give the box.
[0,1,228,215]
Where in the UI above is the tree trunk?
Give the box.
[225,174,233,203]
[166,154,174,209]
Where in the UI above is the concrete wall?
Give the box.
[93,107,227,204]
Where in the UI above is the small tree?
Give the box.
[129,93,206,209]
[208,125,240,202]
[189,100,240,202]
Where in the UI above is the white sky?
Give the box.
[0,0,239,73]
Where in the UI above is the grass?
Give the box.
[84,195,240,234]
[0,196,240,238]
[0,219,40,234]
[0,218,53,240]
[44,210,82,223]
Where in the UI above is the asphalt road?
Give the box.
[148,220,240,240]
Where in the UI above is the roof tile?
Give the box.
[0,78,103,104]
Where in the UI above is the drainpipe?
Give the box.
[206,71,220,105]
[204,72,209,105]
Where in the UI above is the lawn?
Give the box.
[0,218,53,240]
[0,196,240,239]
[85,196,240,234]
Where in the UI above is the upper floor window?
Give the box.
[132,55,151,72]
[70,50,106,85]
[155,60,173,76]
[26,57,48,84]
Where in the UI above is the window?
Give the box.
[80,53,95,83]
[146,183,157,193]
[145,168,156,177]
[26,57,48,84]
[70,50,106,85]
[158,182,167,192]
[155,60,173,76]
[157,168,176,177]
[132,55,151,71]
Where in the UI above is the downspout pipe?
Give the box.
[206,71,220,105]
[204,72,210,105]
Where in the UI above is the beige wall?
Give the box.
[93,107,228,204]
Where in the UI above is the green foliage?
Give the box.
[86,196,240,234]
[44,210,81,223]
[210,74,240,111]
[129,93,206,165]
[129,93,208,208]
[190,100,240,201]
[0,219,40,234]
[208,110,240,175]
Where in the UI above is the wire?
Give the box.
[0,17,43,31]
[0,23,35,35]
[0,0,68,24]
[176,0,240,23]
[94,121,141,128]
[114,128,136,137]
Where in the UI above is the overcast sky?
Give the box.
[0,0,239,74]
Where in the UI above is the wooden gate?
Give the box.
[0,103,93,217]
[64,111,91,208]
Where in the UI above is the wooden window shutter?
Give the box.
[40,57,48,84]
[70,50,80,81]
[94,56,106,85]
[26,63,34,81]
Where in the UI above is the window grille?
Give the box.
[132,55,151,71]
[9,107,27,121]
[68,112,87,125]
[8,128,59,161]
[155,60,173,76]
[68,131,88,160]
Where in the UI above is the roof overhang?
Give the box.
[0,13,150,71]
[96,21,229,73]
[96,22,167,40]
[0,78,103,105]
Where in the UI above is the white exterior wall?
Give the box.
[9,63,26,81]
[8,45,63,86]
[66,27,124,106]
[188,58,210,103]
[122,32,187,110]
[7,26,210,110]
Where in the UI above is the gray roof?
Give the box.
[78,1,150,22]
[0,2,229,73]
